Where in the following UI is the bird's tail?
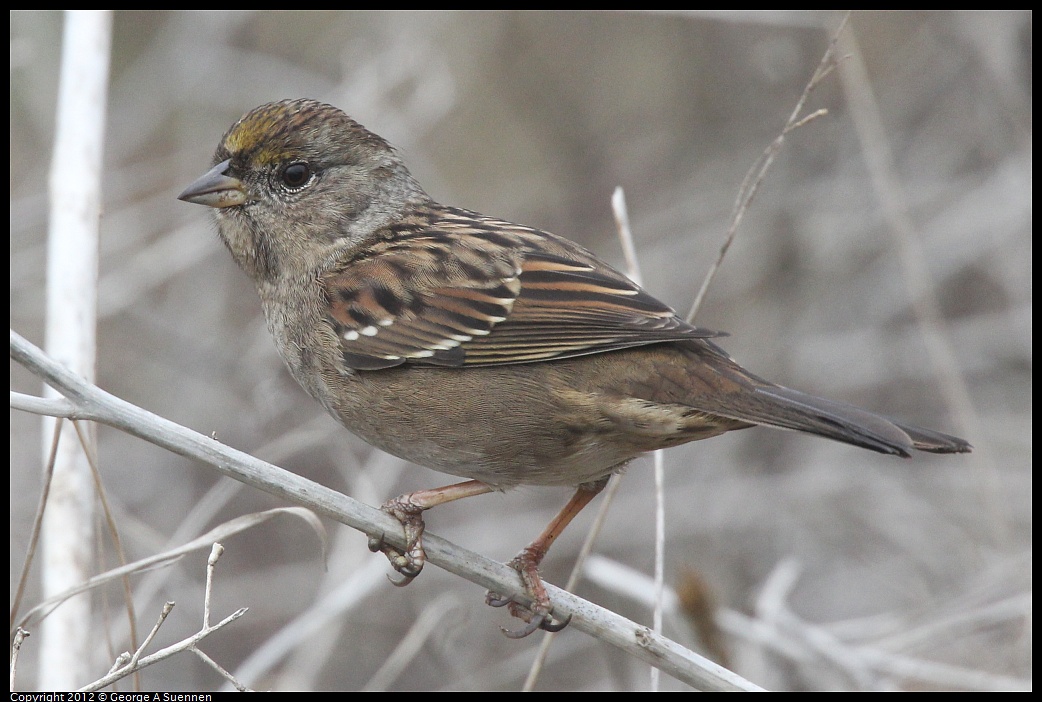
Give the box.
[737,385,972,457]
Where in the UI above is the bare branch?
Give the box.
[80,607,249,692]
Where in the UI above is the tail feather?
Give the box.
[888,419,973,454]
[741,386,971,457]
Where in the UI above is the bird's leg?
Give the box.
[369,479,493,586]
[487,477,609,637]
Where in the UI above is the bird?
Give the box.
[178,98,971,637]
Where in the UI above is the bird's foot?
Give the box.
[485,548,571,638]
[368,497,428,586]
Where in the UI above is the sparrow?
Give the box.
[179,98,971,637]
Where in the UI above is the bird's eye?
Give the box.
[280,162,313,189]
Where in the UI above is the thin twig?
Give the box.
[194,647,250,692]
[10,627,29,690]
[204,543,225,629]
[10,418,62,629]
[128,602,174,669]
[73,419,140,671]
[84,550,247,692]
[612,187,642,286]
[79,607,248,692]
[106,652,131,677]
[9,392,79,418]
[686,12,849,322]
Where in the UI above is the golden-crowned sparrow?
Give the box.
[179,99,970,637]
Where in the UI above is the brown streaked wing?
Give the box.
[323,235,523,369]
[323,208,722,370]
[456,251,720,366]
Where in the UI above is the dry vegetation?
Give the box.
[10,10,1031,691]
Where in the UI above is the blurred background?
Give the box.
[10,10,1031,691]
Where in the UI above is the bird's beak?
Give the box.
[178,159,249,208]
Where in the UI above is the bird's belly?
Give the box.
[330,362,644,488]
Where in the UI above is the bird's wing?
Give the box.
[323,207,720,369]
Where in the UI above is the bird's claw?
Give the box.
[485,592,512,608]
[367,510,427,585]
[484,591,571,637]
[500,610,572,638]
